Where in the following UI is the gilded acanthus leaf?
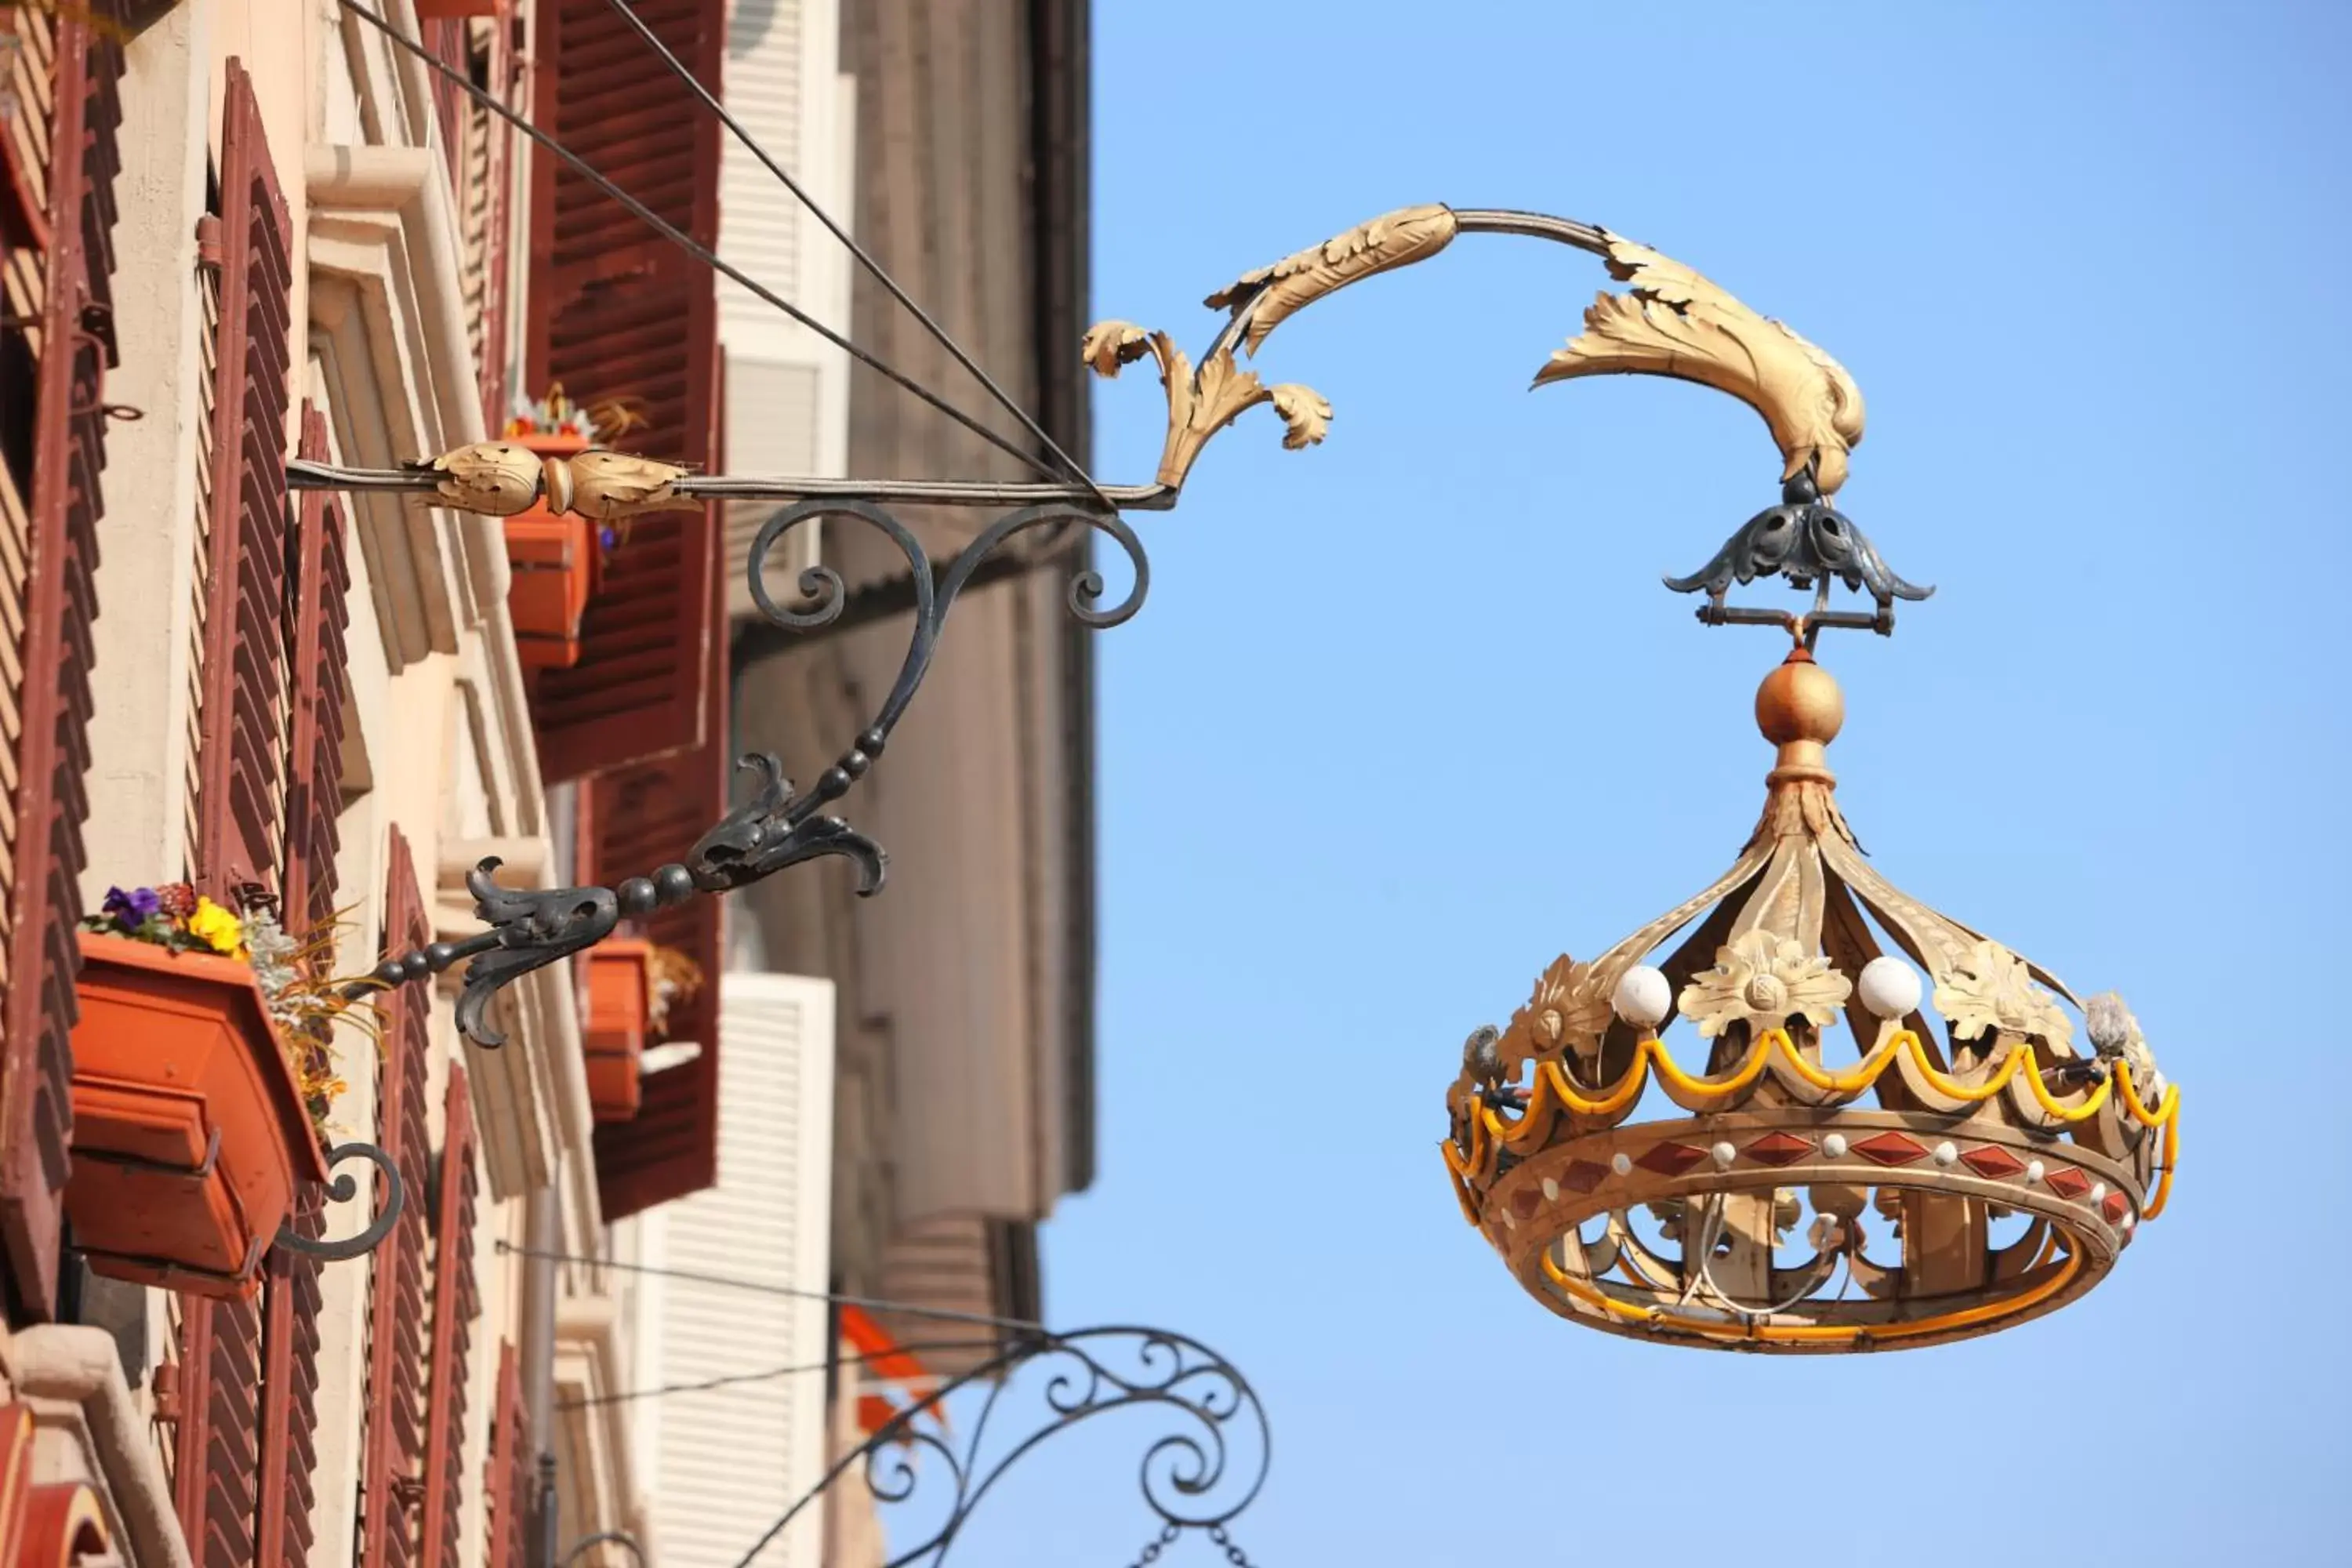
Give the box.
[1080,319,1156,379]
[1080,318,1331,489]
[1679,928,1853,1040]
[1933,938,2073,1051]
[416,441,545,517]
[564,450,701,521]
[1268,385,1332,451]
[1206,203,1460,356]
[1533,234,1867,495]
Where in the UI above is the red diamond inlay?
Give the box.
[1559,1160,1610,1195]
[1509,1187,1542,1219]
[1960,1145,2027,1180]
[2101,1192,2129,1224]
[1852,1132,1929,1167]
[1635,1142,1708,1178]
[2044,1167,2092,1200]
[1744,1131,1813,1167]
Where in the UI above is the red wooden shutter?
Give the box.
[249,404,352,1568]
[419,1065,481,1568]
[361,829,435,1568]
[0,0,123,1324]
[281,407,354,932]
[582,758,725,1218]
[192,58,295,898]
[521,0,720,782]
[482,1342,530,1568]
[172,1294,263,1568]
[253,1187,325,1568]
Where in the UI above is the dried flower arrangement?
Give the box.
[646,945,706,1041]
[83,882,382,1142]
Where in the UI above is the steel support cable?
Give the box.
[337,0,1069,485]
[593,0,1112,513]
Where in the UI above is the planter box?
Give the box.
[503,432,602,672]
[413,0,506,17]
[582,939,653,1123]
[66,933,328,1299]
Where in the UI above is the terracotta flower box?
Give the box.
[582,938,654,1123]
[503,431,603,672]
[65,932,328,1299]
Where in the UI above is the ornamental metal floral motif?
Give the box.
[1932,937,2074,1051]
[1678,929,1854,1039]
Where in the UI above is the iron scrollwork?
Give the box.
[274,1140,407,1261]
[349,495,1146,1047]
[731,1324,1269,1568]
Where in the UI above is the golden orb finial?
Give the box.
[1756,647,1843,783]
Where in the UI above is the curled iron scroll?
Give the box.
[728,1324,1269,1568]
[274,1140,405,1261]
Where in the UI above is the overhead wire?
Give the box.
[493,1241,1047,1334]
[336,0,1069,485]
[593,0,1114,514]
[557,1338,1000,1411]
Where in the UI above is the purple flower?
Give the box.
[599,525,619,553]
[101,885,161,926]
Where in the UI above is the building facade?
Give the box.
[0,0,1089,1563]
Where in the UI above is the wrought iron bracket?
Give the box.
[284,201,1937,1042]
[329,497,1145,1046]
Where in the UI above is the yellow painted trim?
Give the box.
[1537,1236,2085,1345]
[1450,1029,2181,1226]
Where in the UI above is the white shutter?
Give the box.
[719,0,855,620]
[632,973,837,1568]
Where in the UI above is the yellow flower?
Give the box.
[187,896,247,957]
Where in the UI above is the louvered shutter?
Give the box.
[254,1187,325,1568]
[580,751,725,1220]
[192,59,294,898]
[522,0,721,782]
[281,407,353,933]
[419,1065,481,1568]
[251,405,351,1567]
[0,0,123,1325]
[482,1342,530,1568]
[172,1293,263,1568]
[361,829,436,1568]
[637,974,835,1568]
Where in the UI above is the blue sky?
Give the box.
[942,3,2350,1563]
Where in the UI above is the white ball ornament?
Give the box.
[1857,956,1923,1020]
[1612,964,1673,1031]
[1610,1152,1633,1177]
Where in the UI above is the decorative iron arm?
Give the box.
[728,1324,1270,1568]
[286,203,1932,1043]
[330,499,1145,1045]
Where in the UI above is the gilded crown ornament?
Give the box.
[1442,648,2180,1351]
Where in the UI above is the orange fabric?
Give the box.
[838,1305,932,1387]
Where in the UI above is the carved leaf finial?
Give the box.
[1533,234,1867,494]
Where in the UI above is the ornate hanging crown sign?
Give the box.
[289,199,2179,1347]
